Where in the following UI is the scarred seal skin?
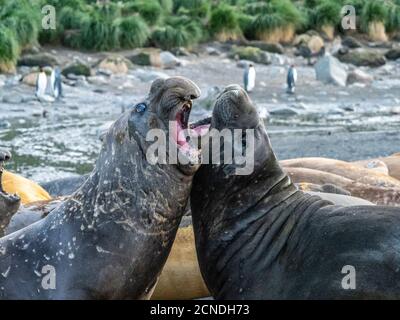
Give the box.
[0,150,21,236]
[191,85,400,300]
[0,76,204,299]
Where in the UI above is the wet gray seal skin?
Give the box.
[0,76,203,299]
[40,175,89,197]
[0,150,21,236]
[191,85,400,300]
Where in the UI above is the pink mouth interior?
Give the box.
[173,113,210,152]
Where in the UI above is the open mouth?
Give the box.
[172,101,211,154]
[0,163,20,204]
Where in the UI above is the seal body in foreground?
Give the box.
[0,77,204,299]
[191,85,400,299]
[0,150,21,236]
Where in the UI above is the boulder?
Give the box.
[385,48,400,61]
[127,49,162,67]
[62,61,91,77]
[337,48,386,67]
[294,34,324,54]
[133,69,169,83]
[160,51,181,69]
[97,56,132,74]
[230,46,271,65]
[87,76,109,86]
[2,94,24,104]
[269,107,300,116]
[206,47,221,56]
[346,69,373,85]
[247,41,284,54]
[22,72,39,87]
[236,60,254,68]
[17,53,59,67]
[171,47,191,57]
[341,36,362,49]
[315,55,348,87]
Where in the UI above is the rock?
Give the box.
[96,68,113,77]
[17,53,59,67]
[247,41,284,54]
[0,120,11,129]
[133,69,169,83]
[230,46,271,65]
[171,47,191,57]
[87,76,109,86]
[62,61,91,77]
[66,74,86,81]
[385,48,400,61]
[160,51,181,69]
[21,45,41,55]
[127,49,162,67]
[206,47,221,56]
[97,56,132,74]
[0,75,6,87]
[294,34,324,54]
[342,36,362,49]
[5,75,21,86]
[74,78,89,87]
[269,107,299,116]
[308,35,325,53]
[22,72,39,87]
[236,60,254,68]
[336,48,386,67]
[347,69,373,85]
[315,55,348,87]
[2,94,24,104]
[270,54,289,66]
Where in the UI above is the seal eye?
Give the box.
[135,103,147,113]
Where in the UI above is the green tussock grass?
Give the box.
[124,0,163,26]
[250,0,304,31]
[0,25,19,70]
[361,0,388,31]
[1,0,400,72]
[117,16,150,48]
[151,16,202,49]
[209,4,242,40]
[386,3,400,33]
[309,0,342,28]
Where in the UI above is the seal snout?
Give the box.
[0,150,21,205]
[211,84,259,130]
[0,150,11,162]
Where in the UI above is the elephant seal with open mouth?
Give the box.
[191,85,400,299]
[0,76,209,299]
[0,150,20,236]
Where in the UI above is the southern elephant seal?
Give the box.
[281,157,400,188]
[2,170,51,205]
[351,159,389,175]
[40,175,89,198]
[0,76,208,299]
[0,150,21,236]
[191,85,400,299]
[285,167,400,206]
[353,154,400,181]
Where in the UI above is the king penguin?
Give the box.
[50,66,63,100]
[35,67,55,103]
[287,64,297,94]
[243,63,256,93]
